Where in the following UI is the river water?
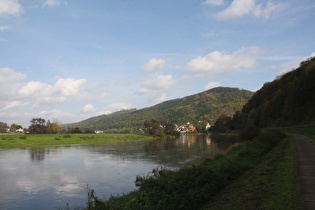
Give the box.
[0,134,239,210]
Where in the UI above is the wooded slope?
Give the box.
[237,56,315,128]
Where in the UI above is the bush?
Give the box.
[239,126,261,140]
[63,134,71,138]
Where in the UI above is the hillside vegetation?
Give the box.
[227,56,315,130]
[67,87,253,132]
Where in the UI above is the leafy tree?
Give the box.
[214,114,232,132]
[28,118,49,134]
[0,122,9,133]
[47,119,63,134]
[144,119,164,136]
[69,127,82,133]
[10,123,23,129]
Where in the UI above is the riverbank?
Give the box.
[0,133,155,148]
[201,134,299,209]
[85,130,289,209]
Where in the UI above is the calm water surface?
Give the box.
[0,134,239,210]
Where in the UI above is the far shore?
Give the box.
[0,133,156,148]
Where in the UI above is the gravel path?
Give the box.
[294,134,315,210]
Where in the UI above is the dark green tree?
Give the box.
[214,114,232,132]
[10,123,23,129]
[69,127,82,133]
[0,122,9,133]
[28,118,49,134]
[144,119,164,136]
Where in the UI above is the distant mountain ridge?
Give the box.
[66,87,253,132]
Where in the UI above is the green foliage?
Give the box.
[235,56,315,128]
[239,125,261,140]
[143,119,164,136]
[63,134,71,138]
[68,127,82,133]
[101,131,286,210]
[28,118,49,134]
[214,114,233,132]
[66,87,253,133]
[0,122,9,133]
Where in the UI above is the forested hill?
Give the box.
[67,87,253,132]
[235,56,315,128]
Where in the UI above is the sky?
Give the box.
[1,0,315,128]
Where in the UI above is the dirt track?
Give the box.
[294,135,315,210]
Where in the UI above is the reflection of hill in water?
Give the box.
[27,134,240,168]
[84,134,241,168]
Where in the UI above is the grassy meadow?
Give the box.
[0,133,154,148]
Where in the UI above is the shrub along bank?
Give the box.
[87,130,287,210]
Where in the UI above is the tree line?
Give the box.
[0,122,23,133]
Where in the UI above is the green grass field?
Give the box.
[0,133,154,148]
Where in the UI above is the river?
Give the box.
[0,134,239,210]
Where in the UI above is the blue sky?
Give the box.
[1,0,315,127]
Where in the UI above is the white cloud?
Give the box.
[98,103,133,115]
[204,82,221,90]
[137,74,176,104]
[3,100,28,110]
[148,93,167,104]
[0,0,23,17]
[81,104,95,113]
[54,78,86,97]
[141,58,166,72]
[17,78,86,107]
[253,1,284,20]
[43,0,60,8]
[38,109,76,122]
[137,74,176,94]
[0,67,26,99]
[203,0,224,6]
[202,32,215,38]
[216,0,255,19]
[0,67,26,82]
[216,0,284,20]
[0,67,86,107]
[0,25,10,31]
[186,47,258,78]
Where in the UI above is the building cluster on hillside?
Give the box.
[173,122,212,133]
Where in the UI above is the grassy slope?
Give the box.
[0,133,153,148]
[201,136,300,210]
